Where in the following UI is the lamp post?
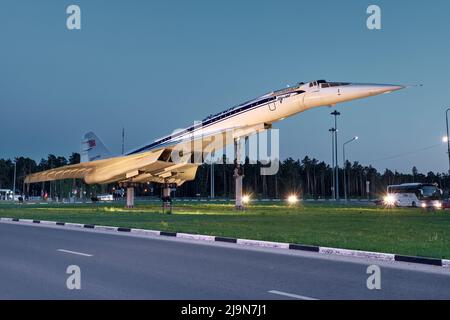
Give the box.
[121,127,125,155]
[446,108,450,176]
[343,136,358,202]
[13,159,17,199]
[329,128,336,199]
[331,110,341,200]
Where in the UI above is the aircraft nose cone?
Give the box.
[366,84,405,95]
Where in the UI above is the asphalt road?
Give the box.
[0,222,449,299]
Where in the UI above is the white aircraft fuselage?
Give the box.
[128,80,404,155]
[25,79,405,187]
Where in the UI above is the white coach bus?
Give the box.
[383,183,443,208]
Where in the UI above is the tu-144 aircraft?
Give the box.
[25,80,404,206]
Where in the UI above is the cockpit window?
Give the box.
[321,82,351,88]
[309,80,351,88]
[309,80,326,87]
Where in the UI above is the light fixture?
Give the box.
[383,194,396,206]
[287,194,299,204]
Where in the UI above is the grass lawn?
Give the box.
[0,201,449,259]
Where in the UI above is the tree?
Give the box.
[2,150,450,200]
[69,153,81,165]
[412,166,418,182]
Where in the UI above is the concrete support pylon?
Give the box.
[162,182,172,214]
[126,187,135,208]
[234,138,244,210]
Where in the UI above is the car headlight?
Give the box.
[383,195,396,206]
[434,202,442,208]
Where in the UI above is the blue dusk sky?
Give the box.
[0,0,449,173]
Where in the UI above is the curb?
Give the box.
[1,217,449,268]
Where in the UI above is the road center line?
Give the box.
[57,249,93,257]
[268,290,318,300]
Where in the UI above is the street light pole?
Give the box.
[121,127,125,155]
[329,128,336,199]
[446,108,450,176]
[331,110,341,200]
[13,160,17,197]
[343,136,358,202]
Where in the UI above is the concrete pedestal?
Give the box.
[234,138,245,210]
[234,169,244,210]
[126,187,134,208]
[162,186,172,214]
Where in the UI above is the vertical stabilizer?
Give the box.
[81,132,112,162]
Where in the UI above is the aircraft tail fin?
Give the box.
[81,132,112,162]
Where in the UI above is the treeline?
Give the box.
[0,153,88,198]
[0,154,447,199]
[179,157,449,199]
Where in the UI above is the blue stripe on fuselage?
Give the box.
[126,90,304,155]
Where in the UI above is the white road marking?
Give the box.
[268,290,318,300]
[57,249,93,257]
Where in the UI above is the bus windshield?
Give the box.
[420,185,441,200]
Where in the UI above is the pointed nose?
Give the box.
[301,81,406,110]
[352,83,405,96]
